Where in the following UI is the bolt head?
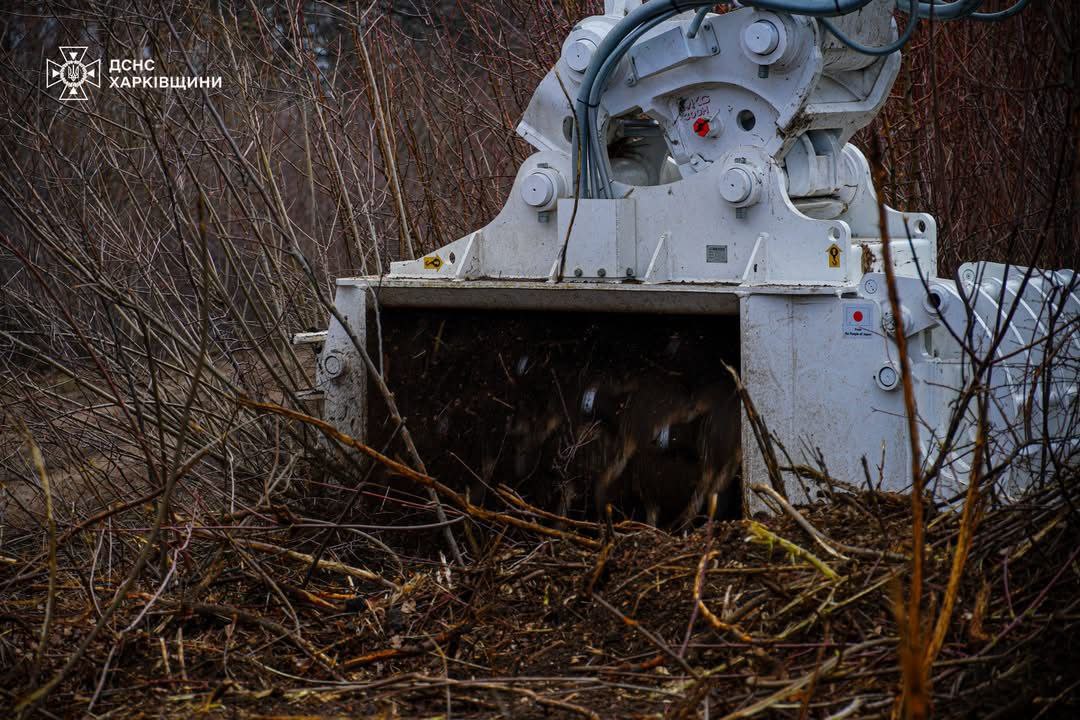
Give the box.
[720,166,754,204]
[744,20,780,56]
[521,171,556,208]
[565,37,596,73]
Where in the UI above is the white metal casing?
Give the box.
[312,2,1078,509]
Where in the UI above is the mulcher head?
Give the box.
[304,1,1076,523]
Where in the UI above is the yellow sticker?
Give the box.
[423,255,443,270]
[826,243,842,268]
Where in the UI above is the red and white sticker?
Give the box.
[843,302,875,338]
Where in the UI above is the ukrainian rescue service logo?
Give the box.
[45,47,100,101]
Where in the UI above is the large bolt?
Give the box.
[565,37,597,73]
[720,166,755,205]
[744,20,780,56]
[521,172,555,208]
[519,167,565,212]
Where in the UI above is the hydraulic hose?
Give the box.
[820,0,919,56]
[970,0,1029,22]
[588,12,678,197]
[902,0,987,20]
[741,0,878,15]
[574,0,716,197]
[572,0,1030,198]
[687,6,710,38]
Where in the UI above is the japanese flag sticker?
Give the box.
[843,302,875,338]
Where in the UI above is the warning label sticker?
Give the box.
[843,302,875,339]
[423,255,443,270]
[826,243,842,268]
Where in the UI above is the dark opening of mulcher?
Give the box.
[369,308,744,529]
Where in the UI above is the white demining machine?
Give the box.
[303,0,1077,523]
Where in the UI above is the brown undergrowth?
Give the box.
[1,445,1077,718]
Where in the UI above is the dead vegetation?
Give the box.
[1,460,1077,718]
[0,0,1078,718]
